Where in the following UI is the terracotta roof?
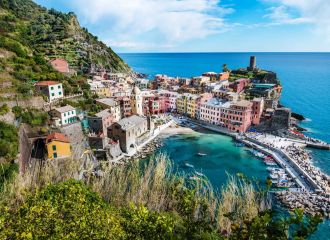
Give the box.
[46,132,70,144]
[35,81,60,86]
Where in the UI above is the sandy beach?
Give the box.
[159,122,196,137]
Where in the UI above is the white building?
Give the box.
[49,105,77,126]
[35,81,64,102]
[199,98,230,125]
[96,98,121,121]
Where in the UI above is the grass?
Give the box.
[0,153,270,235]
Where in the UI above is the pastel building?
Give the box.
[200,99,259,133]
[35,81,64,102]
[158,90,181,112]
[49,105,76,126]
[200,98,230,125]
[131,86,143,116]
[223,100,253,133]
[89,109,114,137]
[46,132,71,159]
[96,98,121,121]
[251,98,264,125]
[229,78,250,93]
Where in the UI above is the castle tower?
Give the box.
[248,56,257,71]
[131,86,143,115]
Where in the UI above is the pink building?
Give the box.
[251,98,264,125]
[200,99,256,133]
[222,100,253,133]
[158,90,180,112]
[49,59,70,74]
[147,96,167,115]
[229,78,250,93]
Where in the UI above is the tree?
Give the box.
[1,180,125,239]
[222,64,230,72]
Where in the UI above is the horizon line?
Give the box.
[118,51,330,54]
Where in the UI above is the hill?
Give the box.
[0,0,129,99]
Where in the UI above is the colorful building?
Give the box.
[46,132,71,159]
[35,81,64,102]
[96,98,121,121]
[49,105,77,127]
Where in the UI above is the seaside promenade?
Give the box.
[179,116,327,194]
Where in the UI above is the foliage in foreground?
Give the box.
[0,121,18,159]
[0,155,322,239]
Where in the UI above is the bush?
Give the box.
[0,180,125,239]
[0,121,18,159]
[0,104,9,116]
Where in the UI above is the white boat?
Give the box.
[265,161,277,166]
[197,153,207,156]
[195,171,205,177]
[182,163,194,168]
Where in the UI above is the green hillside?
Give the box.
[0,0,129,98]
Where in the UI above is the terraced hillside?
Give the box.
[0,0,129,99]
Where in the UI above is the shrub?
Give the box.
[0,180,125,239]
[0,121,18,159]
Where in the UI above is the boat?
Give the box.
[234,143,245,147]
[180,163,194,168]
[195,171,205,177]
[197,153,207,156]
[264,161,277,166]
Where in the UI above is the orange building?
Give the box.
[46,132,71,159]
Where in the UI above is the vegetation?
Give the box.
[0,0,129,100]
[0,121,18,159]
[0,104,10,116]
[0,154,321,239]
[12,106,49,126]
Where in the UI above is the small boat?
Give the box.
[197,153,207,156]
[264,161,277,166]
[234,143,245,147]
[195,171,205,177]
[180,163,194,168]
[189,176,200,181]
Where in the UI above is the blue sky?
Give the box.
[34,0,330,53]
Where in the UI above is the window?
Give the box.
[51,93,55,97]
[64,113,66,117]
[51,86,54,90]
[59,92,62,95]
[52,145,56,151]
[53,153,57,158]
[58,85,61,89]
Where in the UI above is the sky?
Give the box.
[34,0,330,53]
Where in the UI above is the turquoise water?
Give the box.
[120,52,330,238]
[158,130,268,189]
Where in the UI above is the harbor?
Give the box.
[168,116,330,217]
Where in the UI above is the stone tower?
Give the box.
[248,56,257,71]
[131,86,143,115]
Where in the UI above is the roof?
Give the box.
[96,98,118,107]
[116,115,146,130]
[53,105,75,113]
[95,109,112,118]
[231,100,253,108]
[35,81,60,86]
[50,58,67,63]
[46,132,70,144]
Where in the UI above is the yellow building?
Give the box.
[46,132,71,159]
[186,94,199,118]
[176,96,187,115]
[176,93,199,118]
[95,87,111,97]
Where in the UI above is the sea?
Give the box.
[119,52,330,238]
